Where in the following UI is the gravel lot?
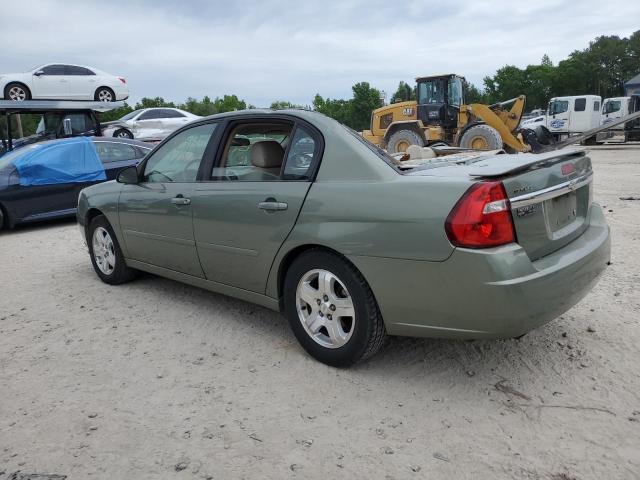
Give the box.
[1,145,639,480]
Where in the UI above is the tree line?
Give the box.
[3,30,638,139]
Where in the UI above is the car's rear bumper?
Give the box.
[348,203,610,339]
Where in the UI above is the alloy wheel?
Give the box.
[97,89,113,102]
[296,269,355,349]
[92,227,116,275]
[8,86,26,101]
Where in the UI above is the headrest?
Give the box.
[250,141,284,169]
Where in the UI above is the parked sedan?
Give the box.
[102,108,201,141]
[77,110,610,366]
[0,137,151,229]
[0,64,129,102]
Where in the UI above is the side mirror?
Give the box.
[63,118,73,136]
[34,70,44,76]
[117,165,139,184]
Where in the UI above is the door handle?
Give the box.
[258,201,288,211]
[171,195,191,206]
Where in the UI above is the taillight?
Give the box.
[445,181,516,248]
[118,77,126,84]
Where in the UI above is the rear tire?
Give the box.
[95,87,115,102]
[283,249,386,367]
[386,129,425,154]
[460,124,503,150]
[4,82,31,101]
[113,128,133,139]
[88,215,137,284]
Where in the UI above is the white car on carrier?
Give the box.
[0,64,129,102]
[101,108,201,141]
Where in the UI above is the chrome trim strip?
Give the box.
[510,171,593,208]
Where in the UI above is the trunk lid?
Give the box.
[406,148,593,260]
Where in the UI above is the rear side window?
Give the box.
[574,98,586,112]
[161,109,186,118]
[66,65,93,75]
[593,101,600,111]
[95,142,139,163]
[282,126,317,180]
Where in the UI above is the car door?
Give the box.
[32,64,69,99]
[191,120,321,294]
[133,110,165,140]
[64,65,95,99]
[118,122,219,277]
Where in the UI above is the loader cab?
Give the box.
[416,74,465,128]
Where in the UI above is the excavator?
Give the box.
[362,73,531,153]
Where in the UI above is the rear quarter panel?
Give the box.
[265,174,471,298]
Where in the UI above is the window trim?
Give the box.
[203,116,324,183]
[136,120,221,184]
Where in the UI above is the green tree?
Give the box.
[269,100,309,110]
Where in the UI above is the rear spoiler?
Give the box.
[468,148,585,178]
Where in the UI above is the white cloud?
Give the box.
[1,0,638,106]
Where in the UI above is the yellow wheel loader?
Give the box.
[362,74,531,153]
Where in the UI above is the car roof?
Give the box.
[10,136,153,151]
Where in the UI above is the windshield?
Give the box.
[119,109,143,121]
[603,100,621,114]
[548,100,569,115]
[418,79,445,104]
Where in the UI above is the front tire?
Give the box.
[4,82,31,101]
[88,215,137,284]
[386,129,425,153]
[95,87,115,102]
[283,250,386,367]
[459,124,503,150]
[113,128,133,139]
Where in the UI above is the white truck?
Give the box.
[546,95,602,141]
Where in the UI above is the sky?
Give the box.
[1,0,639,107]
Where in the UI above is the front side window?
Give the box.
[40,64,66,75]
[603,100,621,114]
[574,98,586,112]
[143,123,217,183]
[211,122,291,181]
[549,100,569,115]
[63,113,94,134]
[138,110,161,120]
[119,109,143,121]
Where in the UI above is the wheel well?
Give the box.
[83,208,104,238]
[383,122,426,144]
[4,81,30,96]
[276,244,354,309]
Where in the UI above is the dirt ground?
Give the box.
[1,145,639,480]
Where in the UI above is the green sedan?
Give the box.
[77,109,610,366]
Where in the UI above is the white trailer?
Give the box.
[546,95,602,140]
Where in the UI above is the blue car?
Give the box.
[0,136,152,229]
